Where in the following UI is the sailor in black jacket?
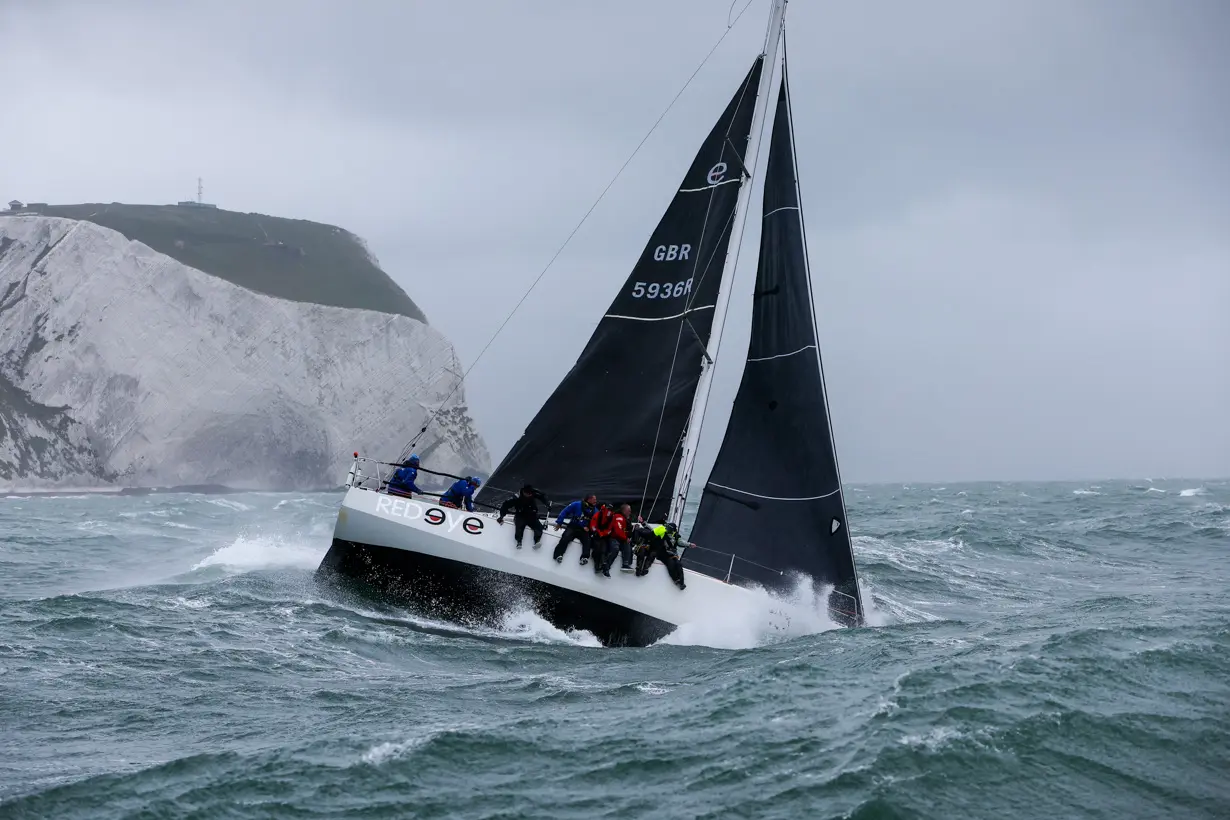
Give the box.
[633,521,690,589]
[497,484,551,549]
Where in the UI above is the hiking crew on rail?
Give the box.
[554,494,598,566]
[378,461,694,589]
[496,484,551,549]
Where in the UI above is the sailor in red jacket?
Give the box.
[589,503,615,576]
[596,503,634,576]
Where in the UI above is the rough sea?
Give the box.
[1,480,1226,819]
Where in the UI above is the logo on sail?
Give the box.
[707,162,728,185]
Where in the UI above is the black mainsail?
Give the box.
[687,63,864,624]
[478,57,765,521]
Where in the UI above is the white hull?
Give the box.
[318,486,783,645]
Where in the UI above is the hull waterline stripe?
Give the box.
[747,343,816,362]
[707,481,840,501]
[604,304,716,323]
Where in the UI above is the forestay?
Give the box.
[687,61,863,622]
[479,57,765,521]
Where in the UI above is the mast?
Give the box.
[668,0,789,524]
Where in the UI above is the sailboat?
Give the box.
[316,0,865,646]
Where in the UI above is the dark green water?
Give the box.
[1,481,1227,819]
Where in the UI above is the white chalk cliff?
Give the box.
[0,215,489,489]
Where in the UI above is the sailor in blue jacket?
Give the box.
[552,494,598,565]
[388,454,423,496]
[440,476,481,512]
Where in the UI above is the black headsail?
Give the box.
[478,57,765,520]
[687,61,864,624]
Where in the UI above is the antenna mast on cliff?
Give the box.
[197,178,203,204]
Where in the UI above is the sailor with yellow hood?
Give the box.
[632,521,691,589]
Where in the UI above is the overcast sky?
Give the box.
[2,0,1227,483]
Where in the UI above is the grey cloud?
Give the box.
[2,0,1226,482]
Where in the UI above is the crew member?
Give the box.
[497,484,550,549]
[634,521,691,590]
[589,503,616,575]
[440,476,481,511]
[387,454,423,497]
[599,503,634,575]
[553,494,598,565]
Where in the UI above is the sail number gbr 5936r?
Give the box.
[633,243,695,299]
[631,277,693,299]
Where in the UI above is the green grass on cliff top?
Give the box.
[29,203,426,323]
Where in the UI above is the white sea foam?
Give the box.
[192,534,325,572]
[273,497,323,510]
[658,575,842,649]
[899,726,964,750]
[1179,488,1205,497]
[871,594,941,624]
[361,733,438,765]
[204,498,253,512]
[497,608,603,647]
[1073,489,1101,496]
[636,682,670,695]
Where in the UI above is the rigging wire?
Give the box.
[727,0,756,28]
[403,0,763,453]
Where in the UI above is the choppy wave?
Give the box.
[497,608,604,647]
[191,533,326,573]
[1,481,1227,819]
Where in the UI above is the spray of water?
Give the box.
[658,575,846,649]
[192,534,326,573]
[497,609,604,648]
